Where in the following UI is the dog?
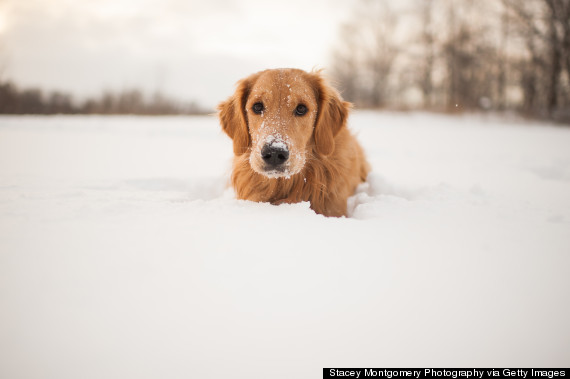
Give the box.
[218,68,370,217]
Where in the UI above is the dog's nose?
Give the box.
[261,143,289,166]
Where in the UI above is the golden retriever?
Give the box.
[218,68,370,217]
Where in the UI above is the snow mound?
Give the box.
[0,112,569,377]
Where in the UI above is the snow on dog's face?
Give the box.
[218,68,320,179]
[245,69,318,178]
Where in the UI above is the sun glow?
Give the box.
[0,12,6,34]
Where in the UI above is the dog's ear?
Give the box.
[218,74,259,155]
[312,73,351,157]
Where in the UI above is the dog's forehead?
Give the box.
[251,70,314,99]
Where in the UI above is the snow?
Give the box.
[0,112,569,376]
[264,133,289,151]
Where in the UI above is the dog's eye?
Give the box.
[295,104,308,116]
[252,102,264,115]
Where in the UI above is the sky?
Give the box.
[0,0,357,108]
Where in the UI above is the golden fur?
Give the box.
[218,68,370,217]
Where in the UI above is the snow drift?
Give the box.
[0,112,569,377]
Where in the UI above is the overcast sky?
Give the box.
[0,0,358,108]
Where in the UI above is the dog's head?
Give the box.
[218,68,350,178]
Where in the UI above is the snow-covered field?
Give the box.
[0,112,569,377]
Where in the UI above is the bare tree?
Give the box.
[360,0,398,107]
[496,5,509,110]
[329,0,569,121]
[331,23,362,104]
[502,0,570,118]
[331,0,399,108]
[418,0,436,108]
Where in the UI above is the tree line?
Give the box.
[331,0,570,123]
[0,80,207,115]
